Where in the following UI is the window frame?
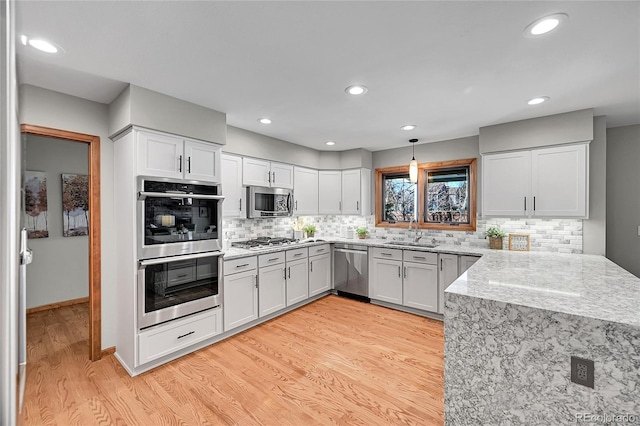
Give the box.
[375,158,477,231]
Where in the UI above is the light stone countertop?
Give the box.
[446,250,640,327]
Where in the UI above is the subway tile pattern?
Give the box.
[222,216,583,253]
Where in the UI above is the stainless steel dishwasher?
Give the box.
[333,243,369,302]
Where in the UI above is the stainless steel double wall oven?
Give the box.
[136,177,224,329]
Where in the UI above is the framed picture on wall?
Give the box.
[62,173,89,237]
[24,170,49,239]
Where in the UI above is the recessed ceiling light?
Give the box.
[258,118,272,124]
[345,85,368,95]
[401,125,416,131]
[524,13,568,37]
[325,141,335,146]
[528,96,550,105]
[27,38,59,53]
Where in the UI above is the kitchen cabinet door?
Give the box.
[318,170,342,214]
[371,258,403,304]
[403,261,438,312]
[531,144,588,218]
[184,139,221,183]
[438,254,459,314]
[308,253,331,296]
[459,255,480,274]
[286,258,309,306]
[221,154,244,218]
[258,263,286,317]
[293,167,319,215]
[223,269,258,331]
[482,151,530,217]
[242,157,271,187]
[137,130,183,179]
[271,162,294,189]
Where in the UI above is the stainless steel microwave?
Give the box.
[247,186,293,218]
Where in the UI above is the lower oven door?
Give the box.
[137,252,221,330]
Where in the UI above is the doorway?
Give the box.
[20,124,102,361]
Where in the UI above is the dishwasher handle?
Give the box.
[334,248,367,255]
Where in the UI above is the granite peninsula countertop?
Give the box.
[446,250,640,328]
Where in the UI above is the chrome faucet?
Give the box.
[408,217,422,242]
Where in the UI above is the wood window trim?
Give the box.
[375,158,477,231]
[21,124,102,361]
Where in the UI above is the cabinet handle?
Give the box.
[239,198,242,211]
[273,171,276,183]
[268,172,271,184]
[294,253,303,257]
[178,155,182,172]
[288,267,291,279]
[177,331,195,340]
[310,261,313,272]
[176,274,188,278]
[236,263,249,268]
[524,196,526,212]
[316,248,325,252]
[268,257,279,262]
[357,201,359,211]
[254,275,257,288]
[440,258,443,271]
[533,196,536,211]
[413,256,426,260]
[398,266,401,278]
[380,252,393,256]
[295,200,298,210]
[403,266,407,278]
[187,156,191,174]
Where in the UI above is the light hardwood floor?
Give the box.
[19,295,444,425]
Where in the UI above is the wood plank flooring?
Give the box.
[19,295,444,425]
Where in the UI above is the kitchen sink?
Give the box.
[385,241,437,248]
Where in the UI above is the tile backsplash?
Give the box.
[222,216,582,253]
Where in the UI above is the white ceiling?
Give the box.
[15,1,640,152]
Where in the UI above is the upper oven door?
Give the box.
[248,186,293,218]
[137,177,224,259]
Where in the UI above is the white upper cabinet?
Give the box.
[318,171,342,214]
[530,144,588,217]
[242,158,293,189]
[482,151,530,217]
[341,169,370,215]
[482,143,588,218]
[137,129,221,183]
[293,167,319,215]
[318,169,371,215]
[221,154,244,218]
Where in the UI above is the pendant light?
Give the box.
[409,139,418,183]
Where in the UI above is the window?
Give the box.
[376,159,476,231]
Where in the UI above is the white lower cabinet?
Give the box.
[138,308,223,365]
[286,248,309,306]
[308,245,331,296]
[371,250,403,304]
[459,255,480,274]
[402,250,439,312]
[223,258,258,331]
[438,253,459,314]
[259,262,287,317]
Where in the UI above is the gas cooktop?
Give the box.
[232,237,299,249]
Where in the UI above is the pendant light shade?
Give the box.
[409,139,418,183]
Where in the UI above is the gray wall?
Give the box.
[19,84,117,348]
[583,116,606,255]
[606,124,640,277]
[479,109,594,154]
[25,135,89,308]
[109,84,227,144]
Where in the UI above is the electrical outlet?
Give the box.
[571,356,594,388]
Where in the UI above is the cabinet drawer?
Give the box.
[138,308,222,365]
[224,256,257,275]
[403,250,437,265]
[259,251,285,267]
[309,244,330,257]
[286,247,308,262]
[372,247,402,261]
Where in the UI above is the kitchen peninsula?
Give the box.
[444,251,640,424]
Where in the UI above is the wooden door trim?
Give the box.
[21,124,102,361]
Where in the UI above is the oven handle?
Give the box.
[138,191,225,201]
[138,251,222,267]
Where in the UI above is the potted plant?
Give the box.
[486,226,506,250]
[303,224,316,238]
[356,227,369,239]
